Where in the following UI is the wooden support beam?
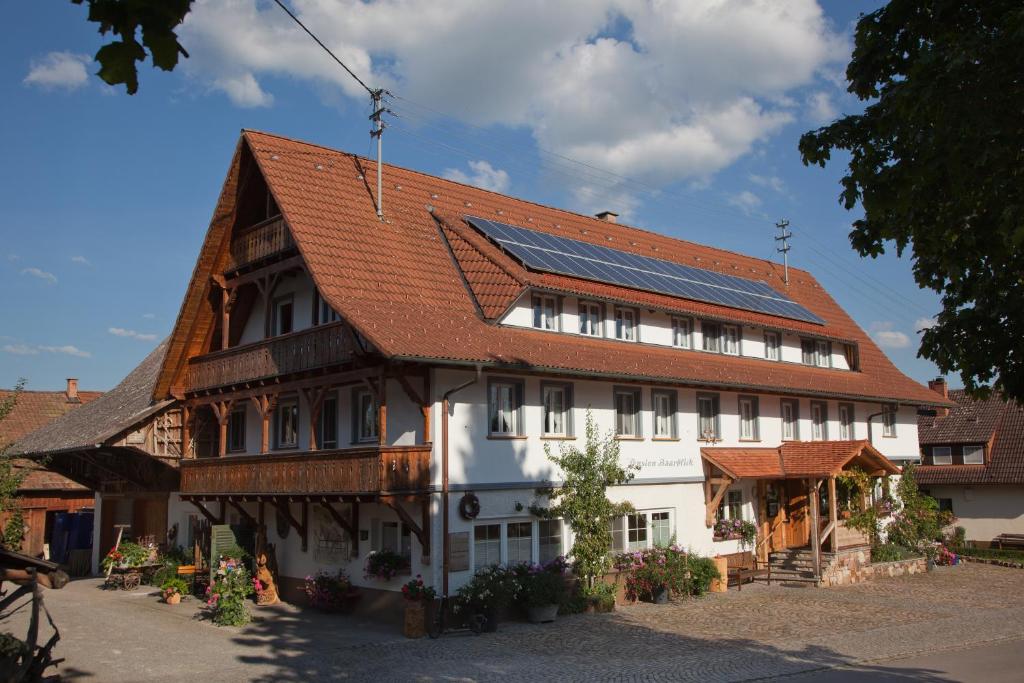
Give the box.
[250,394,277,454]
[210,399,234,458]
[187,498,223,525]
[227,499,256,527]
[704,474,734,527]
[181,403,193,459]
[380,496,430,560]
[302,386,327,452]
[270,498,308,552]
[828,475,839,553]
[377,370,388,447]
[809,478,821,581]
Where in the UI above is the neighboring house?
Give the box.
[916,378,1024,543]
[0,380,102,557]
[16,130,949,602]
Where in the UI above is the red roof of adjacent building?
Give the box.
[156,130,952,407]
[0,386,102,491]
[701,440,900,479]
[916,391,1024,485]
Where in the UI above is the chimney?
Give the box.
[927,377,949,417]
[594,211,618,224]
[66,378,79,403]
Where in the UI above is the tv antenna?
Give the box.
[775,219,792,285]
[272,0,389,220]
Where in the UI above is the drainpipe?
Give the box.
[441,365,482,597]
[866,410,883,447]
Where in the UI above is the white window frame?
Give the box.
[697,392,721,441]
[488,378,524,437]
[963,445,985,465]
[614,387,642,438]
[781,399,800,440]
[652,389,677,439]
[578,301,602,337]
[738,395,759,441]
[722,324,740,356]
[816,339,832,367]
[671,317,692,349]
[472,523,502,570]
[353,388,378,443]
[932,446,952,465]
[541,382,573,437]
[274,397,299,449]
[614,307,637,342]
[532,294,559,331]
[882,405,898,437]
[838,403,854,441]
[538,519,563,564]
[718,490,743,522]
[609,509,674,552]
[471,519,565,569]
[317,393,339,449]
[810,401,828,441]
[764,331,781,361]
[506,521,534,565]
[702,322,721,353]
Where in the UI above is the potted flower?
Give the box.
[205,558,255,627]
[364,549,409,581]
[454,565,515,632]
[400,575,436,638]
[514,559,569,623]
[160,577,189,605]
[615,546,690,603]
[304,569,360,612]
[713,519,757,547]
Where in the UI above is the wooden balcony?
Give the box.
[185,322,354,392]
[180,445,431,495]
[228,215,295,271]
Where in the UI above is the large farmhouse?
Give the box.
[13,130,949,602]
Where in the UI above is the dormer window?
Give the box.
[801,338,831,367]
[671,318,692,349]
[722,325,740,355]
[702,322,721,352]
[579,301,602,337]
[963,445,984,464]
[931,446,952,465]
[533,295,558,331]
[614,307,637,341]
[764,332,781,361]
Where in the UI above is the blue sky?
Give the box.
[0,0,947,392]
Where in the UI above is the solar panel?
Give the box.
[465,216,825,325]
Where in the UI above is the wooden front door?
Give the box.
[784,479,810,548]
[758,480,790,559]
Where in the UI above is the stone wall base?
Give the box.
[819,546,926,587]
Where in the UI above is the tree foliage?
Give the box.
[885,463,952,555]
[72,0,195,94]
[0,381,28,550]
[533,412,638,585]
[799,1,1024,402]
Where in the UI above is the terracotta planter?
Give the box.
[403,601,426,639]
[165,593,182,605]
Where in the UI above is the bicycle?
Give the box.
[426,595,487,638]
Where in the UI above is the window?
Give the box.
[671,318,692,349]
[697,393,720,440]
[317,394,338,449]
[816,340,832,367]
[473,524,501,570]
[702,322,721,352]
[627,513,648,551]
[313,290,340,326]
[844,344,858,370]
[353,388,378,442]
[810,401,828,441]
[541,382,573,437]
[722,325,740,355]
[651,511,671,547]
[764,332,781,361]
[738,396,759,441]
[614,307,637,341]
[488,379,523,436]
[718,490,743,521]
[579,301,602,337]
[801,338,815,365]
[507,522,533,565]
[532,295,558,330]
[652,390,677,439]
[882,405,897,437]
[781,399,800,440]
[538,520,563,564]
[963,445,985,465]
[931,446,952,465]
[272,295,294,336]
[614,387,642,437]
[610,516,624,552]
[381,521,412,564]
[227,408,246,452]
[274,398,299,449]
[936,498,954,514]
[838,403,854,441]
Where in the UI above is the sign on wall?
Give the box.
[448,531,470,572]
[313,506,349,564]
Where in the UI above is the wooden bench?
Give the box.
[993,534,1024,550]
[724,551,770,591]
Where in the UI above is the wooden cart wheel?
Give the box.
[122,572,141,591]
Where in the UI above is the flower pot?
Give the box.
[527,603,559,624]
[403,601,426,639]
[165,593,182,605]
[478,606,499,632]
[927,559,936,572]
[651,586,669,604]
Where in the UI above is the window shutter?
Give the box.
[565,384,575,436]
[210,524,239,580]
[515,381,525,435]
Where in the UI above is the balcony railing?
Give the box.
[180,445,431,495]
[185,322,353,392]
[228,215,295,271]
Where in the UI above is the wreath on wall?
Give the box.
[276,509,291,539]
[458,493,481,520]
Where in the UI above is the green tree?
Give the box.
[72,0,195,94]
[0,381,28,550]
[886,463,951,553]
[533,412,638,585]
[799,1,1024,402]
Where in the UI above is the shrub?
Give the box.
[363,549,409,581]
[683,555,719,596]
[205,558,254,627]
[161,577,189,601]
[615,547,720,601]
[871,543,917,563]
[304,569,355,610]
[579,581,616,612]
[454,565,516,614]
[513,562,569,608]
[955,546,1024,563]
[885,464,953,552]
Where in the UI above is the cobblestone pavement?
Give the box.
[3,564,1023,682]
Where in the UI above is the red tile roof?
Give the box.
[702,440,900,479]
[156,130,952,407]
[0,388,102,491]
[916,391,1024,485]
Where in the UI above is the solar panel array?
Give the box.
[465,216,825,325]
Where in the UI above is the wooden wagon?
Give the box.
[104,563,161,591]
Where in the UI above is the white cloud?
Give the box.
[71,255,91,266]
[915,317,938,331]
[21,267,57,285]
[24,52,91,90]
[108,327,158,341]
[4,343,90,358]
[748,174,786,194]
[806,90,837,124]
[3,344,39,356]
[142,313,156,319]
[728,190,763,215]
[870,322,911,349]
[442,160,511,193]
[180,0,847,201]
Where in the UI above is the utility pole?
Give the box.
[775,219,792,285]
[370,89,386,220]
